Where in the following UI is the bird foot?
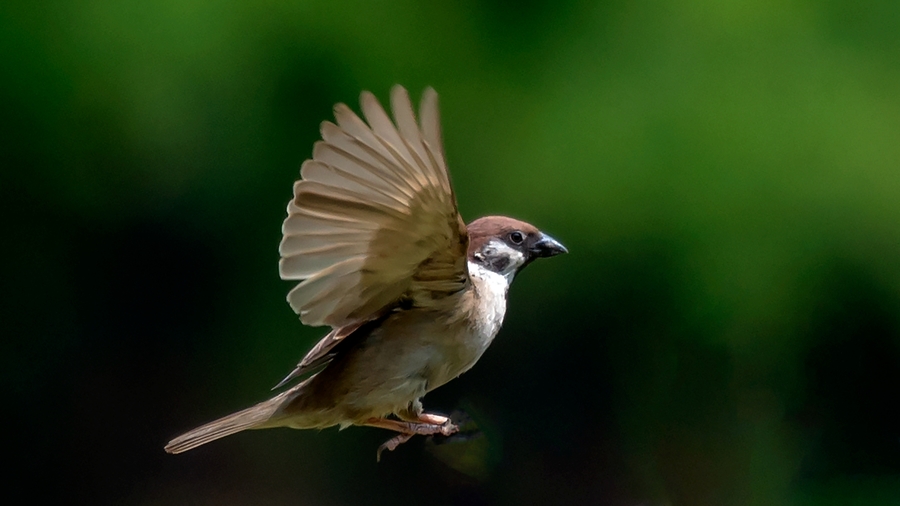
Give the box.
[366,415,459,461]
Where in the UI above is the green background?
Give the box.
[4,1,899,504]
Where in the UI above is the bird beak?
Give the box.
[530,233,568,258]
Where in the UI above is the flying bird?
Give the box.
[165,86,567,459]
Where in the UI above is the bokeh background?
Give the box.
[4,1,900,504]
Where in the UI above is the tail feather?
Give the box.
[165,396,285,454]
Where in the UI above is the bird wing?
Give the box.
[280,85,469,329]
[271,322,367,389]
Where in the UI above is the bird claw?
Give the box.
[376,433,413,462]
[438,420,459,436]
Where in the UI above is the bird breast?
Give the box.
[401,260,512,392]
[466,260,510,345]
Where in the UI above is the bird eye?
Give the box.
[509,231,525,245]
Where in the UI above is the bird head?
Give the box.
[466,216,567,282]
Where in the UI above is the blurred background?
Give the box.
[3,1,899,504]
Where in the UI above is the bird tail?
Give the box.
[164,393,289,454]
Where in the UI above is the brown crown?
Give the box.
[466,216,540,259]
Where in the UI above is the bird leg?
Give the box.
[415,412,453,425]
[365,416,458,435]
[365,415,458,461]
[396,400,455,427]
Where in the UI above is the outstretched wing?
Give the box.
[280,86,469,330]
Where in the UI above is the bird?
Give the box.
[164,85,567,459]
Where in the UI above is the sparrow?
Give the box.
[165,85,567,459]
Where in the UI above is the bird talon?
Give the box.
[376,433,413,462]
[439,421,458,436]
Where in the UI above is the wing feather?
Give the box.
[419,88,448,181]
[311,143,416,201]
[391,87,446,193]
[279,86,468,330]
[299,160,409,211]
[390,87,427,166]
[360,91,418,172]
[320,122,423,197]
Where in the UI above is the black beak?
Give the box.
[530,233,568,258]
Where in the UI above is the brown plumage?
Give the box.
[165,86,566,458]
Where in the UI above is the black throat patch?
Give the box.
[488,255,510,273]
